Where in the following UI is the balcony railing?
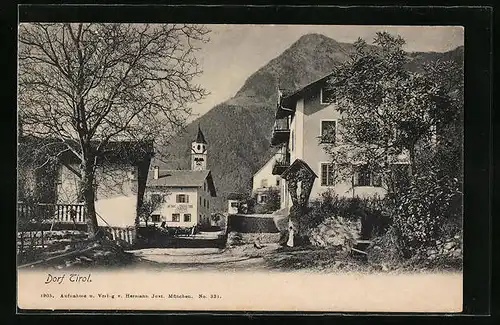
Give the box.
[272,149,290,175]
[271,117,291,146]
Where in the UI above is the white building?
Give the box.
[144,126,217,228]
[252,155,282,205]
[267,73,409,211]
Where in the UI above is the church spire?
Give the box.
[195,124,207,144]
[191,124,208,171]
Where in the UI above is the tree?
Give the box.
[254,187,281,214]
[237,195,255,214]
[323,32,462,192]
[137,192,166,227]
[18,23,210,236]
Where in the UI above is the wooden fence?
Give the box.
[17,202,86,224]
[100,226,136,246]
[17,202,137,251]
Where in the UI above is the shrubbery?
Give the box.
[392,171,462,258]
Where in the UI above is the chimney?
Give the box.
[153,166,159,180]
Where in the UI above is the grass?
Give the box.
[262,245,369,272]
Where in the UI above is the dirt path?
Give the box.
[127,244,281,272]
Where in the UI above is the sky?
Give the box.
[190,25,464,119]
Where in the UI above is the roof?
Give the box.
[194,125,207,144]
[18,135,155,165]
[147,169,217,197]
[281,159,318,180]
[252,152,278,178]
[279,72,335,112]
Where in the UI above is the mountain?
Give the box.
[155,33,464,211]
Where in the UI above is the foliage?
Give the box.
[324,32,463,184]
[136,192,165,227]
[366,226,405,267]
[18,23,209,234]
[254,187,281,214]
[392,171,462,258]
[236,195,256,214]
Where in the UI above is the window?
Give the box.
[184,214,191,222]
[260,195,268,203]
[204,182,207,192]
[261,179,268,188]
[176,194,189,203]
[320,163,335,186]
[172,213,180,222]
[320,87,336,104]
[276,178,280,186]
[355,165,371,186]
[151,214,161,223]
[207,200,210,209]
[231,202,239,208]
[199,197,202,205]
[353,165,383,187]
[320,120,336,144]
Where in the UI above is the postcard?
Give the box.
[17,22,464,312]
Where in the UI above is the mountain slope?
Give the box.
[156,34,464,211]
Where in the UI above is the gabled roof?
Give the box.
[147,169,217,197]
[281,159,318,180]
[252,151,278,178]
[18,135,155,165]
[194,125,207,144]
[279,72,335,112]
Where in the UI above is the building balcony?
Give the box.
[270,118,291,146]
[272,150,290,175]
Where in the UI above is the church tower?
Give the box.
[191,125,208,171]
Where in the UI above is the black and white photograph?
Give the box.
[17,20,467,312]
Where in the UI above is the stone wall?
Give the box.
[226,231,281,246]
[425,234,463,261]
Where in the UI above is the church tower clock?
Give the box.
[191,125,208,171]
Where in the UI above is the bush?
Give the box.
[392,172,462,258]
[254,188,281,214]
[366,227,405,267]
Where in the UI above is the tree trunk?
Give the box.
[81,161,99,237]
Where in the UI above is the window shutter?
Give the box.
[186,195,189,203]
[328,164,335,185]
